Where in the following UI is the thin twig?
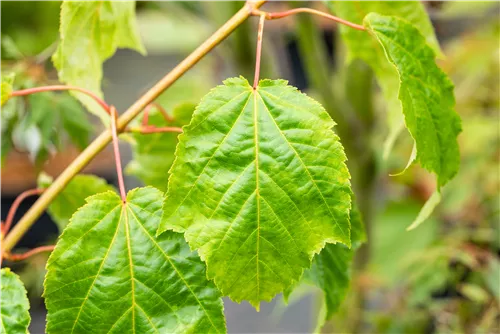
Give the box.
[3,245,55,261]
[253,14,266,89]
[11,85,111,114]
[251,7,366,31]
[2,188,44,235]
[110,106,127,203]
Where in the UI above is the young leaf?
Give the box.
[329,1,442,159]
[364,14,462,187]
[1,73,14,106]
[160,77,352,308]
[44,187,226,334]
[53,1,145,123]
[126,103,195,191]
[1,268,31,334]
[38,172,115,231]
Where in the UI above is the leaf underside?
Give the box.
[53,1,145,122]
[1,268,31,334]
[364,13,462,187]
[45,187,225,334]
[160,77,352,308]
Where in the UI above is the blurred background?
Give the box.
[1,1,499,333]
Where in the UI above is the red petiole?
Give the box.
[251,7,366,31]
[11,85,111,115]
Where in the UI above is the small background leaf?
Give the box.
[38,172,115,232]
[125,103,195,191]
[53,1,145,123]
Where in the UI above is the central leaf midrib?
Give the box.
[253,92,261,303]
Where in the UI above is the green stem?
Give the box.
[1,0,267,253]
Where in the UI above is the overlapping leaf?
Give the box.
[364,14,461,187]
[126,103,195,191]
[1,268,31,334]
[329,1,442,158]
[53,1,145,122]
[45,187,225,334]
[160,77,352,308]
[38,173,115,231]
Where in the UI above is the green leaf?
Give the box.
[126,103,195,191]
[364,13,462,187]
[1,268,31,334]
[45,187,226,333]
[1,73,14,106]
[160,77,352,308]
[53,1,145,123]
[329,1,443,159]
[38,172,115,231]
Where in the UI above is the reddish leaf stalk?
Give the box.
[253,14,266,89]
[3,245,55,261]
[142,102,173,126]
[11,85,111,114]
[110,106,127,203]
[2,188,44,235]
[251,8,366,31]
[127,126,183,134]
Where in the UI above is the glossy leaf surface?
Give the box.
[1,268,31,334]
[45,187,225,334]
[364,14,462,187]
[53,1,145,122]
[38,173,115,231]
[160,77,352,308]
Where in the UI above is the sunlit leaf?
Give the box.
[1,268,31,334]
[38,172,115,231]
[364,13,461,188]
[160,77,352,308]
[53,1,145,123]
[45,187,226,333]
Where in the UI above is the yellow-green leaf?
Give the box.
[160,77,352,309]
[45,187,226,333]
[53,1,145,123]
